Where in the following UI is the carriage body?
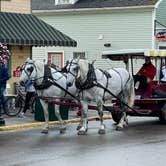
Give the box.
[102,49,166,123]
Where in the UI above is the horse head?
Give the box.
[19,58,38,86]
[66,58,90,88]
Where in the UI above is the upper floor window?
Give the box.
[73,52,86,59]
[55,0,78,5]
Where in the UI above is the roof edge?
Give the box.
[32,5,155,14]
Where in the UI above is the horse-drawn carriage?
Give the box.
[102,49,166,124]
[20,49,166,135]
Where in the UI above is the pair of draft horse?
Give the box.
[19,58,135,135]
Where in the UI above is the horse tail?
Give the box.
[128,78,135,107]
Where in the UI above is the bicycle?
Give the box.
[0,86,36,117]
[0,94,20,117]
[14,87,37,115]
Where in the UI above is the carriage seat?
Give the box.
[152,82,166,98]
[135,80,158,98]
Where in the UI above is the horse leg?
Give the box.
[54,104,66,134]
[77,100,88,135]
[97,101,106,134]
[76,107,83,130]
[40,100,49,134]
[116,101,128,130]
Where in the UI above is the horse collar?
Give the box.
[34,65,53,90]
[75,63,97,90]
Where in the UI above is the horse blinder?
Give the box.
[27,66,34,73]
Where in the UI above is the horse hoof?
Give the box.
[60,127,66,134]
[77,130,87,135]
[98,129,106,135]
[123,122,128,128]
[76,125,82,130]
[116,125,123,131]
[41,129,48,134]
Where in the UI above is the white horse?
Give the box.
[66,58,135,135]
[19,59,77,134]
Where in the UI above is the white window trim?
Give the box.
[55,0,78,5]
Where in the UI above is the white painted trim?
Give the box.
[55,0,78,5]
[32,5,155,14]
[152,8,156,49]
[155,0,163,8]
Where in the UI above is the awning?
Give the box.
[0,12,77,47]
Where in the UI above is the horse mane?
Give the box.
[78,59,89,80]
[34,61,45,76]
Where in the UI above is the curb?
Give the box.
[0,115,112,132]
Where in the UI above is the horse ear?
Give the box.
[76,56,80,63]
[92,60,96,65]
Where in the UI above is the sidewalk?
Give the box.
[0,109,112,131]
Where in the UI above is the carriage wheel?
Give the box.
[159,103,166,124]
[111,111,123,124]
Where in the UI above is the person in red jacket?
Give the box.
[134,57,156,90]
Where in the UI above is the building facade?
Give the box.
[31,0,166,71]
[1,0,31,93]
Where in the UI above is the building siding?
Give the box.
[156,0,166,25]
[33,8,153,69]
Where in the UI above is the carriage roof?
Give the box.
[102,49,166,60]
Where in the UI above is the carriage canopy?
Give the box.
[102,49,166,60]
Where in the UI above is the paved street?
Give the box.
[0,115,166,166]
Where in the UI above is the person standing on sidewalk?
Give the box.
[0,61,10,113]
[0,43,10,125]
[19,80,36,118]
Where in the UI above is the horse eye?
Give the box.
[73,66,79,72]
[27,66,34,73]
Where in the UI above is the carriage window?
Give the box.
[47,52,64,68]
[73,52,85,59]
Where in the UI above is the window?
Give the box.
[47,52,64,68]
[73,52,86,59]
[55,0,77,5]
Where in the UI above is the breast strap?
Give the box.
[34,65,53,90]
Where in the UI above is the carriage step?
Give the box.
[128,108,152,114]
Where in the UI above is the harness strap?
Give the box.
[34,65,53,90]
[99,69,112,101]
[111,68,131,97]
[48,78,80,102]
[75,63,97,90]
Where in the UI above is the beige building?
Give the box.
[1,0,31,14]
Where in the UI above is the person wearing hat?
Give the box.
[133,57,156,90]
